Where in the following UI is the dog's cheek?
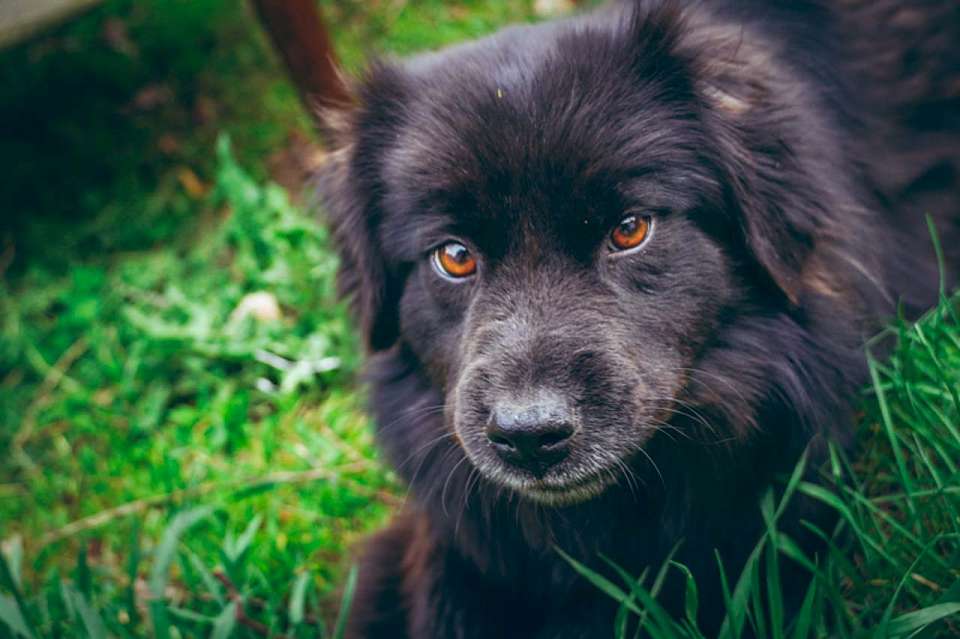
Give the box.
[396,269,473,390]
[599,224,741,432]
[451,360,499,454]
[617,222,739,356]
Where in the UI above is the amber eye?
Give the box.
[433,241,477,279]
[610,214,652,251]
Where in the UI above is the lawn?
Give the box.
[0,1,957,637]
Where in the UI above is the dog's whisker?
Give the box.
[671,366,754,412]
[633,445,665,488]
[455,467,482,537]
[402,435,463,510]
[643,395,726,439]
[375,404,447,438]
[394,431,455,472]
[613,458,640,500]
[440,455,471,519]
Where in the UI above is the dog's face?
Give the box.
[321,6,846,506]
[405,191,737,504]
[386,85,742,503]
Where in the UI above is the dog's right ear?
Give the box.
[315,62,410,352]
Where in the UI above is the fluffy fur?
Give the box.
[314,1,960,636]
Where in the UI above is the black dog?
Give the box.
[316,1,960,636]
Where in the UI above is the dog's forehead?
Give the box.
[384,114,620,259]
[374,15,721,263]
[393,88,639,223]
[383,113,707,261]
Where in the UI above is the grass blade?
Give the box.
[559,549,639,615]
[211,601,238,639]
[790,576,818,639]
[868,353,918,519]
[224,514,262,565]
[149,506,215,599]
[669,561,700,630]
[0,594,33,639]
[332,564,359,639]
[0,551,34,638]
[125,521,142,631]
[0,538,23,594]
[187,550,224,607]
[885,603,960,638]
[149,506,215,639]
[289,572,311,627]
[63,585,107,639]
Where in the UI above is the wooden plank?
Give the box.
[0,0,102,48]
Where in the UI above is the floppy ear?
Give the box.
[315,62,410,351]
[668,10,850,304]
[619,4,836,303]
[705,97,825,304]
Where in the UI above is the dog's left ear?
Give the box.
[670,12,848,304]
[315,62,411,351]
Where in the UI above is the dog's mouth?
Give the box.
[466,451,621,506]
[509,473,616,506]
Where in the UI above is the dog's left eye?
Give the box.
[610,214,652,251]
[433,242,478,279]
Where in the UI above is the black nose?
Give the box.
[486,396,575,474]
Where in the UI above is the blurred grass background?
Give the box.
[0,1,957,637]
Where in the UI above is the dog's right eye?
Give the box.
[610,214,652,252]
[433,242,477,279]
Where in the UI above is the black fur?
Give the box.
[315,1,960,636]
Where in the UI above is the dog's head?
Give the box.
[318,4,863,505]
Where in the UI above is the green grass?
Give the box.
[1,136,394,637]
[1,0,958,637]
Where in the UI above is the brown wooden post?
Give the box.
[251,0,352,120]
